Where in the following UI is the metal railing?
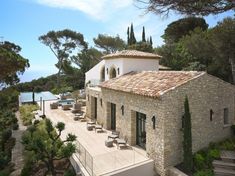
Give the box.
[72,141,147,176]
[76,141,94,176]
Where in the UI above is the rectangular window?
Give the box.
[223,108,229,125]
[182,115,184,129]
[210,109,213,121]
[121,105,124,115]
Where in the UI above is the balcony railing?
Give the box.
[75,141,94,176]
[87,79,105,87]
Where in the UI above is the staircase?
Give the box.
[213,151,235,176]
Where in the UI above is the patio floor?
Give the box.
[44,101,151,176]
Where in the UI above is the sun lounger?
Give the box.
[116,137,128,149]
[95,124,103,133]
[50,102,58,109]
[62,104,72,110]
[108,131,120,140]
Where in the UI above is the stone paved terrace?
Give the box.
[44,101,152,176]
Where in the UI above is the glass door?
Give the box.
[111,103,116,130]
[94,97,97,120]
[136,112,146,149]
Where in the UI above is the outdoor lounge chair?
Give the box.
[62,104,71,110]
[86,120,96,130]
[95,124,103,133]
[108,131,120,140]
[116,137,128,149]
[50,102,58,109]
[71,103,81,113]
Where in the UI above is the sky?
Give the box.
[0,0,234,83]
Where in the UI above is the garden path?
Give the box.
[10,111,27,176]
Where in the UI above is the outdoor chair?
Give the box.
[50,102,58,109]
[105,138,113,147]
[116,136,128,149]
[108,131,120,140]
[71,103,82,113]
[62,104,71,110]
[87,124,95,131]
[95,124,103,133]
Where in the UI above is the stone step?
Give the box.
[221,151,235,163]
[214,168,235,176]
[213,160,235,170]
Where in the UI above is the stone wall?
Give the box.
[86,73,235,176]
[99,89,166,176]
[161,74,235,171]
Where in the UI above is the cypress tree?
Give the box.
[183,96,193,173]
[130,23,136,45]
[142,26,146,42]
[150,36,153,46]
[127,27,130,45]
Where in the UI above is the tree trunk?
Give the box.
[48,159,56,176]
[57,59,63,89]
[57,69,61,89]
[229,58,235,84]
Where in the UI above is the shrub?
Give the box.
[219,139,235,150]
[193,153,206,171]
[20,164,32,176]
[1,129,12,143]
[208,148,220,160]
[0,170,11,176]
[64,169,76,176]
[33,120,40,125]
[0,152,10,170]
[12,124,19,130]
[19,104,38,126]
[193,169,213,176]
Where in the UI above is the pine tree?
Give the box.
[183,96,193,173]
[127,27,130,45]
[150,36,153,46]
[142,26,146,42]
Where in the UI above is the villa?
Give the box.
[85,50,235,175]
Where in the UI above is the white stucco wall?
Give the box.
[105,57,159,81]
[105,58,123,81]
[85,60,105,84]
[85,57,159,83]
[122,58,159,73]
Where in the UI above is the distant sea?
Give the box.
[19,70,55,83]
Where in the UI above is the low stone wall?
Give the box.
[167,167,188,176]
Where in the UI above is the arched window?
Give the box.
[100,66,105,82]
[109,67,117,79]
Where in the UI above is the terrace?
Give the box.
[44,101,153,176]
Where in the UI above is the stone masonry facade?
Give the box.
[86,73,235,176]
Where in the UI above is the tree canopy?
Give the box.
[0,41,29,86]
[22,119,76,176]
[136,0,235,16]
[127,23,153,52]
[39,29,88,87]
[158,17,235,84]
[93,34,126,54]
[163,17,208,43]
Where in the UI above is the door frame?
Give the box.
[136,112,146,149]
[111,103,116,130]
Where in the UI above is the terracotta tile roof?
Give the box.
[100,71,205,98]
[102,50,161,60]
